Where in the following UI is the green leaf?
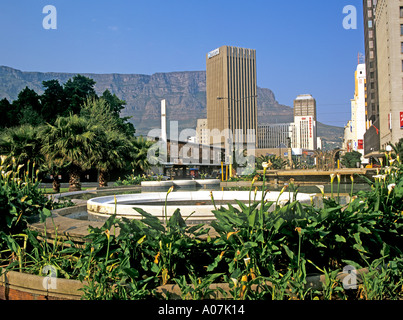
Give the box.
[335,234,346,243]
[39,207,52,223]
[273,216,285,232]
[124,268,140,279]
[357,225,371,234]
[133,207,165,232]
[167,208,186,229]
[282,244,295,260]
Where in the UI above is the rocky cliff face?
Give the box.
[0,66,343,145]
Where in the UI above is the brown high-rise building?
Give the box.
[363,0,403,156]
[206,45,257,146]
[373,0,403,149]
[363,0,380,157]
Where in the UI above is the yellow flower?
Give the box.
[154,252,161,264]
[330,173,335,183]
[337,173,341,183]
[105,229,110,240]
[167,185,174,194]
[295,227,302,235]
[350,175,354,183]
[227,230,240,240]
[316,185,325,196]
[279,184,288,196]
[388,183,396,195]
[219,251,225,259]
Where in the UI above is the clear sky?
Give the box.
[0,0,364,127]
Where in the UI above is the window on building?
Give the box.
[401,42,403,54]
[400,7,403,18]
[401,25,403,36]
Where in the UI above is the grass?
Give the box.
[41,187,90,194]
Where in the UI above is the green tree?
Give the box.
[0,124,44,168]
[0,98,15,128]
[129,136,155,174]
[40,79,67,123]
[341,151,362,168]
[63,75,96,115]
[13,87,43,126]
[80,97,120,131]
[101,90,135,137]
[93,130,130,187]
[41,114,100,191]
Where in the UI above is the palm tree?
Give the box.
[256,154,288,170]
[129,136,155,174]
[93,129,130,187]
[0,124,44,168]
[387,138,403,160]
[41,114,100,191]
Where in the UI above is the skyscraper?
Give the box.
[206,45,257,146]
[363,0,380,157]
[293,94,317,121]
[343,63,367,162]
[373,0,403,149]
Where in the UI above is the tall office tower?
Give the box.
[373,0,403,149]
[293,94,317,150]
[293,94,317,120]
[206,46,257,147]
[363,0,380,157]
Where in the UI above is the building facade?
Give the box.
[372,0,403,150]
[363,0,381,157]
[195,118,209,145]
[206,45,257,146]
[257,123,295,149]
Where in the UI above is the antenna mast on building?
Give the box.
[358,52,365,64]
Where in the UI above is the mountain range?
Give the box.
[0,66,343,148]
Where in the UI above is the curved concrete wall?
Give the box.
[87,191,316,224]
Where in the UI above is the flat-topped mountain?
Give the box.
[0,66,343,147]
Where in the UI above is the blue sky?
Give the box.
[0,0,364,127]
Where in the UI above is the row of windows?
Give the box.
[400,6,403,73]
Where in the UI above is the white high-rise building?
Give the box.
[292,94,317,150]
[343,63,367,163]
